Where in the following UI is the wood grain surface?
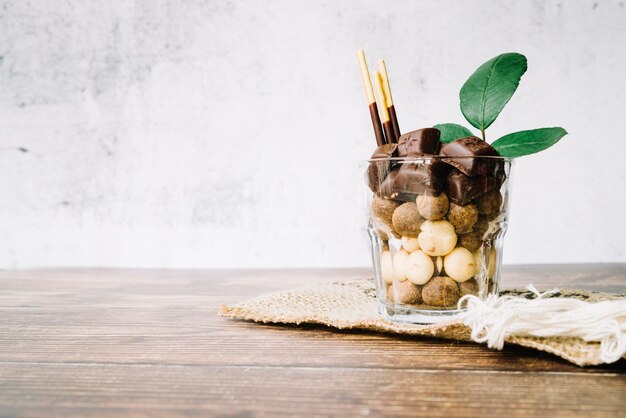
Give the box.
[0,265,625,417]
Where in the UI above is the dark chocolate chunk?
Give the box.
[407,152,452,179]
[445,169,497,205]
[397,128,441,157]
[494,159,507,188]
[367,143,398,193]
[371,143,398,159]
[440,136,499,176]
[378,161,444,201]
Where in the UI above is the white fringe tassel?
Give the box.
[458,285,626,364]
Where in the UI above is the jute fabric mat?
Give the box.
[220,278,626,366]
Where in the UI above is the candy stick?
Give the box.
[357,50,386,146]
[378,59,400,142]
[374,70,395,146]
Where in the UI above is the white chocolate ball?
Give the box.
[473,251,482,276]
[444,247,476,282]
[393,250,409,282]
[473,249,497,278]
[381,251,394,284]
[435,256,444,274]
[417,220,458,256]
[404,250,434,285]
[401,236,420,253]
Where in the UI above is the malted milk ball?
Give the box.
[473,217,489,235]
[422,276,461,307]
[474,215,503,236]
[416,193,449,221]
[458,278,479,297]
[417,220,458,256]
[475,190,502,215]
[372,196,400,229]
[404,250,434,285]
[392,250,409,282]
[387,280,423,304]
[458,231,482,252]
[392,202,424,237]
[375,229,391,242]
[401,236,420,253]
[444,247,476,282]
[447,203,478,234]
[381,251,394,284]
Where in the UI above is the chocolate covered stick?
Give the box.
[374,70,395,146]
[357,50,386,146]
[377,60,400,143]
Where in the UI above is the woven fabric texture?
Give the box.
[219,278,625,366]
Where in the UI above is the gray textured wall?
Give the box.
[1,0,625,268]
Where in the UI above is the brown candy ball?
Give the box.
[372,196,400,228]
[475,190,502,215]
[422,276,461,307]
[392,202,424,238]
[416,193,449,221]
[387,280,423,304]
[458,231,482,252]
[473,216,490,235]
[447,203,478,234]
[458,278,479,297]
[473,216,502,237]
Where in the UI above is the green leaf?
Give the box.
[433,123,475,143]
[492,127,568,158]
[460,53,528,133]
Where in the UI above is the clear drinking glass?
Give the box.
[362,155,513,324]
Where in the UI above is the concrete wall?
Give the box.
[1,0,625,268]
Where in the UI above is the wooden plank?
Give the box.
[4,307,621,372]
[0,267,624,373]
[0,266,625,416]
[0,363,624,418]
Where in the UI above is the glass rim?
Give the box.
[362,155,513,164]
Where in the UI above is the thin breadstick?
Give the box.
[377,60,394,108]
[378,59,400,142]
[373,70,390,123]
[357,50,376,105]
[374,70,395,144]
[357,49,386,146]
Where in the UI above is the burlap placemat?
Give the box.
[220,278,626,367]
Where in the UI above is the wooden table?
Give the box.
[0,265,625,417]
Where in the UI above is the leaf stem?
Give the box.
[481,128,486,141]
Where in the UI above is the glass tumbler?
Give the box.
[362,155,513,324]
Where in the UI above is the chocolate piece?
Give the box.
[445,169,497,206]
[379,161,444,201]
[440,136,498,176]
[367,143,398,193]
[371,143,398,160]
[494,159,507,187]
[397,128,441,157]
[407,152,452,179]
